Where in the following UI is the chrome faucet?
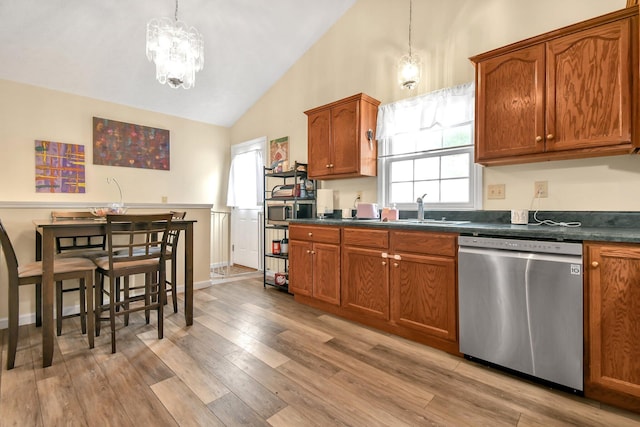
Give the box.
[416,193,427,221]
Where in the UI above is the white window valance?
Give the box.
[376,82,475,139]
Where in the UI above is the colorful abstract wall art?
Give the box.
[35,140,86,193]
[92,117,170,170]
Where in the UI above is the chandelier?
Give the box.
[146,0,204,89]
[397,0,421,90]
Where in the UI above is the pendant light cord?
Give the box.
[408,0,413,57]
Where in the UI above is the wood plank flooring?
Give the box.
[2,276,640,426]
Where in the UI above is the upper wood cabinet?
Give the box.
[304,93,380,179]
[584,242,640,414]
[471,7,638,165]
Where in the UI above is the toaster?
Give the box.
[356,203,379,219]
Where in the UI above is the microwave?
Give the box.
[267,204,312,223]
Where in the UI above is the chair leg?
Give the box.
[109,276,117,354]
[79,278,87,335]
[7,280,20,369]
[123,277,130,326]
[82,275,94,349]
[171,258,178,313]
[144,274,151,324]
[56,281,63,336]
[158,275,164,340]
[95,270,102,337]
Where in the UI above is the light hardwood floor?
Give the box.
[1,276,639,426]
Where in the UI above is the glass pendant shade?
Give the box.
[146,7,204,89]
[397,0,421,90]
[397,53,421,90]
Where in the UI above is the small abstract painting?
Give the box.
[92,117,170,170]
[35,140,86,193]
[269,136,289,166]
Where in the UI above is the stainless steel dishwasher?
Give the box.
[458,235,584,392]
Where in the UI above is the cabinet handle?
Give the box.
[311,250,316,255]
[325,164,330,168]
[393,262,399,268]
[536,136,543,142]
[306,250,311,254]
[381,252,388,258]
[308,232,313,237]
[382,261,387,266]
[591,261,599,268]
[546,134,554,140]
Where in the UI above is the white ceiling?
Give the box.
[0,0,356,127]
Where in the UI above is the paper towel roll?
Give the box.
[316,189,334,216]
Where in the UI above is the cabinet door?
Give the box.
[390,252,457,342]
[330,100,359,176]
[341,246,389,320]
[586,243,640,411]
[288,240,313,297]
[546,20,632,152]
[312,242,341,306]
[307,109,332,179]
[475,44,545,162]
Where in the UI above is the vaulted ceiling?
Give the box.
[0,0,356,127]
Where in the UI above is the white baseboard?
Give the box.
[0,279,213,330]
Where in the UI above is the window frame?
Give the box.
[376,83,482,212]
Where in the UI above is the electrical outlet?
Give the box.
[356,191,362,201]
[487,184,505,199]
[534,181,548,198]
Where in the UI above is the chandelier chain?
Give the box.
[174,0,179,22]
[408,0,413,57]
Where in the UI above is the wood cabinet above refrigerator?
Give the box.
[304,93,380,179]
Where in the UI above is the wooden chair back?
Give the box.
[104,213,173,274]
[51,211,106,254]
[0,219,21,291]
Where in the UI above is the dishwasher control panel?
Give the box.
[458,235,582,256]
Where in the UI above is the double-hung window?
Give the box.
[376,82,481,211]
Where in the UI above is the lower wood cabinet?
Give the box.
[340,227,458,353]
[585,242,640,413]
[288,225,340,305]
[390,230,457,343]
[342,228,390,320]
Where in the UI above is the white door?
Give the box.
[227,137,266,270]
[231,207,261,269]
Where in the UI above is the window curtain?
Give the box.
[226,149,264,208]
[376,82,475,140]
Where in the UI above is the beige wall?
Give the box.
[0,79,229,206]
[0,79,230,324]
[231,0,640,211]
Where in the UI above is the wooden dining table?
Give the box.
[33,218,196,367]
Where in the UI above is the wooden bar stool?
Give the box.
[1,219,95,369]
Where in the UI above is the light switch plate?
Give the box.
[487,184,505,199]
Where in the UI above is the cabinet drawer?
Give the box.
[289,225,340,244]
[343,227,389,249]
[391,231,456,257]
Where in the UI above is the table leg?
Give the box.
[184,223,193,326]
[41,229,55,367]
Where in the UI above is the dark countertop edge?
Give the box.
[288,218,640,244]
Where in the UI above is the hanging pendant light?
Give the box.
[146,0,204,89]
[397,0,421,90]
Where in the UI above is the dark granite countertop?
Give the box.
[288,211,640,243]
